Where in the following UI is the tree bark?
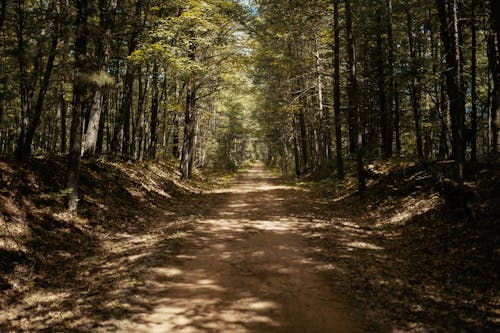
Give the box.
[67,0,89,213]
[111,0,141,159]
[149,62,160,159]
[407,11,424,163]
[345,0,365,191]
[437,0,466,184]
[490,0,500,157]
[82,0,115,157]
[377,6,392,158]
[181,76,196,180]
[470,0,478,161]
[314,32,327,173]
[16,1,60,158]
[333,0,343,179]
[59,82,67,154]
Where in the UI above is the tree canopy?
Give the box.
[0,0,499,211]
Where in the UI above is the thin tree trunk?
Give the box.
[67,0,88,213]
[172,78,180,158]
[96,94,107,156]
[346,0,365,191]
[407,10,424,163]
[437,0,466,184]
[0,0,6,127]
[333,0,344,178]
[181,77,196,180]
[387,0,396,158]
[314,33,327,172]
[18,5,59,157]
[59,82,67,154]
[470,0,478,161]
[111,0,141,159]
[82,0,115,157]
[490,0,500,157]
[150,62,160,159]
[377,7,392,158]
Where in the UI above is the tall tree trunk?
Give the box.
[95,94,107,156]
[292,111,301,176]
[0,0,6,127]
[407,11,424,163]
[333,0,344,179]
[111,0,141,159]
[180,39,197,180]
[133,66,148,159]
[470,0,478,161]
[149,62,160,159]
[16,0,28,158]
[437,0,466,184]
[59,81,67,154]
[181,76,196,180]
[16,2,59,158]
[377,6,392,158]
[345,0,365,191]
[387,0,397,158]
[298,79,309,172]
[0,0,5,30]
[82,89,103,157]
[314,33,327,173]
[172,78,180,158]
[82,0,115,157]
[67,0,89,213]
[490,0,500,157]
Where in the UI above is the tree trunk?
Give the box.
[490,0,500,157]
[149,62,160,159]
[346,0,365,191]
[437,0,466,184]
[407,10,424,163]
[82,89,103,157]
[377,7,392,158]
[17,5,59,158]
[59,82,67,154]
[314,33,327,173]
[67,0,89,213]
[172,78,180,158]
[181,76,196,180]
[333,0,344,179]
[0,0,6,127]
[470,0,478,161]
[95,94,107,156]
[111,0,141,159]
[82,0,115,157]
[386,0,397,158]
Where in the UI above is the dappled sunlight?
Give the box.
[90,164,355,333]
[345,241,383,250]
[383,194,442,227]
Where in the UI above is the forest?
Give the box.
[0,0,499,332]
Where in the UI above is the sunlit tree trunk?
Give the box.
[67,0,89,213]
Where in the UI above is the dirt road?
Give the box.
[112,164,357,333]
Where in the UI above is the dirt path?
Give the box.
[111,164,357,333]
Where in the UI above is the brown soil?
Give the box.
[1,158,498,332]
[102,163,357,332]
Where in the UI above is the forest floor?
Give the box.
[0,158,499,332]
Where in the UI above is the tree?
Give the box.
[345,0,365,191]
[437,0,466,184]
